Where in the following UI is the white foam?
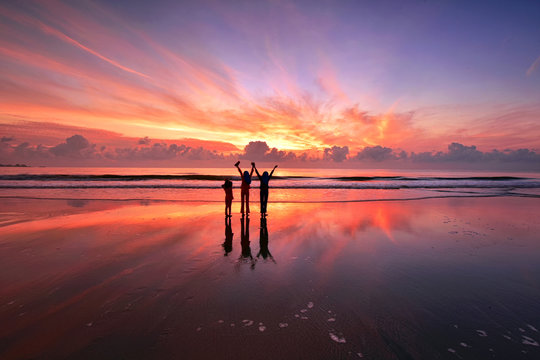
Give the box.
[300,309,307,313]
[476,330,487,337]
[503,335,511,340]
[242,320,254,327]
[86,322,93,327]
[357,352,363,358]
[294,314,300,318]
[329,331,346,343]
[196,327,202,332]
[460,342,469,348]
[259,325,266,332]
[327,318,336,322]
[528,324,538,332]
[218,320,224,324]
[519,328,525,332]
[301,316,308,320]
[279,322,288,328]
[307,302,314,308]
[522,336,539,346]
[448,348,456,353]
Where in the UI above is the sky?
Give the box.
[1,0,540,168]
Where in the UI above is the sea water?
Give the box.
[1,167,539,202]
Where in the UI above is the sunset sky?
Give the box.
[1,0,540,167]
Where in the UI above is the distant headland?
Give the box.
[0,163,28,167]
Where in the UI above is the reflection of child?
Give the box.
[223,216,233,256]
[222,179,233,216]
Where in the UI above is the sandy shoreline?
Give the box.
[1,195,540,359]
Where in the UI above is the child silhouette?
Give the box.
[234,161,254,214]
[253,163,277,215]
[221,178,233,216]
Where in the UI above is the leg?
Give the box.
[240,192,245,213]
[246,190,250,213]
[261,189,268,213]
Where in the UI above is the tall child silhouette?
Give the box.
[253,163,277,215]
[235,161,254,214]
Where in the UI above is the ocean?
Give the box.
[1,167,539,203]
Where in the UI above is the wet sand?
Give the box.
[1,195,540,359]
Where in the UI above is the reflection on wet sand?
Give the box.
[222,216,233,256]
[239,215,255,269]
[257,216,275,263]
[1,197,540,359]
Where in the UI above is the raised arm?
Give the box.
[253,163,261,179]
[235,163,243,176]
[269,165,278,178]
[249,163,255,177]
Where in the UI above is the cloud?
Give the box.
[0,4,150,79]
[111,142,224,161]
[323,145,349,162]
[240,141,297,162]
[11,142,50,161]
[410,142,540,163]
[1,136,14,142]
[526,55,540,77]
[243,141,270,160]
[445,143,484,162]
[484,148,540,163]
[49,135,95,157]
[340,106,375,124]
[1,130,539,169]
[352,145,403,161]
[138,136,151,145]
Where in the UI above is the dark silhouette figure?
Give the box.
[257,215,275,263]
[221,179,233,216]
[235,161,254,214]
[222,215,233,256]
[240,215,255,269]
[253,163,277,215]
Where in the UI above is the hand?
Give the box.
[274,165,278,169]
[234,161,240,167]
[251,162,255,167]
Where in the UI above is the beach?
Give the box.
[3,0,539,357]
[1,181,540,359]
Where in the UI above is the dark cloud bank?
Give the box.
[1,135,539,170]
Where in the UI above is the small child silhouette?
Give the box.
[222,179,233,216]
